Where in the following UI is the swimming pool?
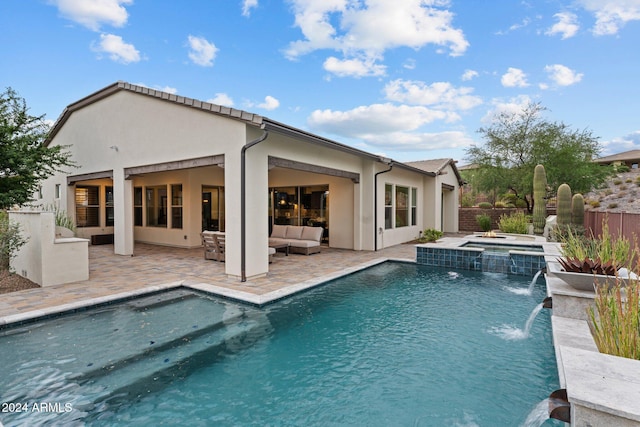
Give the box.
[0,263,560,426]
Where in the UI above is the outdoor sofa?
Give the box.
[269,225,323,255]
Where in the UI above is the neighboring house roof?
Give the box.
[594,149,640,164]
[405,158,464,185]
[46,81,439,178]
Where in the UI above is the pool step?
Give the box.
[80,309,270,408]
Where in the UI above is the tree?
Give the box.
[0,88,73,209]
[464,102,614,212]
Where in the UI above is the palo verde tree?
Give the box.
[464,102,614,213]
[0,87,73,209]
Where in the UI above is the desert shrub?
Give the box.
[494,201,507,208]
[608,203,618,209]
[0,211,27,270]
[461,192,474,207]
[497,211,529,234]
[620,185,628,191]
[605,189,613,195]
[419,228,443,243]
[515,198,528,208]
[626,178,633,183]
[478,202,493,209]
[616,164,631,173]
[476,213,492,231]
[613,179,623,185]
[589,200,601,208]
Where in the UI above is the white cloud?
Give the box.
[403,58,416,70]
[133,83,178,94]
[383,79,482,111]
[187,35,218,67]
[92,33,140,63]
[308,103,474,151]
[601,131,640,156]
[577,0,640,35]
[158,86,178,94]
[308,103,455,137]
[50,0,132,31]
[482,95,533,124]
[323,56,386,77]
[208,93,234,107]
[461,69,478,81]
[257,95,280,110]
[501,67,529,87]
[242,0,258,16]
[284,0,468,77]
[546,12,579,39]
[543,64,583,87]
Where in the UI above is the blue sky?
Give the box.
[1,0,640,165]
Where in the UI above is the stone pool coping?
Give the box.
[547,255,640,425]
[0,257,405,327]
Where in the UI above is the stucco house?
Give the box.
[38,82,462,281]
[593,149,640,169]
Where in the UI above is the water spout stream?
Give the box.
[506,268,546,296]
[491,303,544,340]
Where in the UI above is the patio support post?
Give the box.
[113,168,134,255]
[241,129,269,282]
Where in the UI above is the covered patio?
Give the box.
[0,242,415,323]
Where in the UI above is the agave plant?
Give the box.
[557,256,616,276]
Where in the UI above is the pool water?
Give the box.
[0,263,561,426]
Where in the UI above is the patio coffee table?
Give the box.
[269,242,289,256]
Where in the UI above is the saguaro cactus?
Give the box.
[532,164,547,234]
[572,193,585,227]
[556,183,572,227]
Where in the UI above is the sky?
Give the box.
[1,0,640,165]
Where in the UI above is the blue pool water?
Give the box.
[0,263,560,426]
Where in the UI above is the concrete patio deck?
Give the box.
[0,242,415,325]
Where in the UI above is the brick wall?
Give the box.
[458,207,557,231]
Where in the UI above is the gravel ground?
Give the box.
[583,170,640,212]
[0,268,40,294]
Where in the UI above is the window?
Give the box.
[105,186,114,227]
[55,184,61,199]
[134,187,143,226]
[384,184,393,229]
[146,186,167,227]
[75,186,99,227]
[411,187,417,226]
[171,184,183,229]
[395,186,409,228]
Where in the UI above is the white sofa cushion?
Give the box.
[271,225,287,239]
[285,226,304,240]
[288,240,320,248]
[269,237,289,246]
[301,226,323,242]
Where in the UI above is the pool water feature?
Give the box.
[461,242,544,253]
[0,263,561,426]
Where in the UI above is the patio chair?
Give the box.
[201,232,225,262]
[212,233,226,262]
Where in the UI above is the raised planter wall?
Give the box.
[9,211,89,287]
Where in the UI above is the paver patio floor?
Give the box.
[0,243,416,323]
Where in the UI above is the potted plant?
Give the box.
[549,221,638,291]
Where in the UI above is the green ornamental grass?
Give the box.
[588,277,640,360]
